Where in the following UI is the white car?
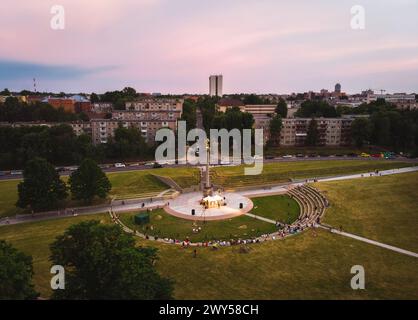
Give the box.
[282,155,293,159]
[114,163,126,168]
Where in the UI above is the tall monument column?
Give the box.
[203,138,213,196]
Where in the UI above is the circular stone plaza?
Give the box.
[165,191,253,221]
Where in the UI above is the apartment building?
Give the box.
[279,118,353,146]
[90,118,178,144]
[367,93,417,109]
[209,75,223,97]
[0,121,91,137]
[125,98,183,112]
[91,98,183,144]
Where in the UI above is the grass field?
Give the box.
[0,167,200,218]
[212,160,413,189]
[118,209,276,242]
[250,195,300,223]
[0,213,110,297]
[264,146,389,157]
[1,215,417,299]
[0,179,23,218]
[315,172,418,252]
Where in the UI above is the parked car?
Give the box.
[11,170,23,175]
[282,155,293,159]
[360,153,370,158]
[114,163,126,168]
[296,154,304,158]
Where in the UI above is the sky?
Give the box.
[0,0,417,94]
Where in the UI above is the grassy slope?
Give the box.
[0,179,23,218]
[0,211,417,299]
[250,195,300,224]
[155,229,418,299]
[0,167,200,218]
[118,209,276,242]
[212,160,412,188]
[0,213,110,297]
[316,172,418,252]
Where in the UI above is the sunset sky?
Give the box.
[0,0,417,94]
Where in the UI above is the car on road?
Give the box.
[347,153,358,157]
[360,152,370,158]
[282,155,293,159]
[10,170,23,175]
[114,163,126,168]
[128,163,140,167]
[296,154,304,158]
[371,153,383,158]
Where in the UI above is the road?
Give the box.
[1,156,416,181]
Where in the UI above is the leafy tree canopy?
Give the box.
[49,221,174,300]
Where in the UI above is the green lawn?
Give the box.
[108,167,200,199]
[1,216,417,299]
[0,167,200,218]
[0,179,23,218]
[315,172,418,252]
[250,195,300,224]
[264,146,389,157]
[212,160,413,189]
[118,209,276,242]
[0,213,110,297]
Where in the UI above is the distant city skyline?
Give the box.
[0,0,418,94]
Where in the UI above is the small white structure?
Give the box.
[202,194,225,209]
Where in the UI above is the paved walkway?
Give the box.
[318,225,418,259]
[245,212,418,259]
[245,213,276,224]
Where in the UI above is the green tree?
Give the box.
[242,112,255,129]
[268,114,282,146]
[50,221,173,300]
[295,100,338,118]
[69,158,111,204]
[181,99,197,130]
[243,94,263,105]
[306,118,319,146]
[275,98,288,118]
[90,92,99,103]
[107,125,148,158]
[0,88,11,95]
[351,118,371,147]
[16,158,68,212]
[0,240,39,300]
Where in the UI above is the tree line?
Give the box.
[350,101,418,155]
[0,97,87,123]
[0,124,153,170]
